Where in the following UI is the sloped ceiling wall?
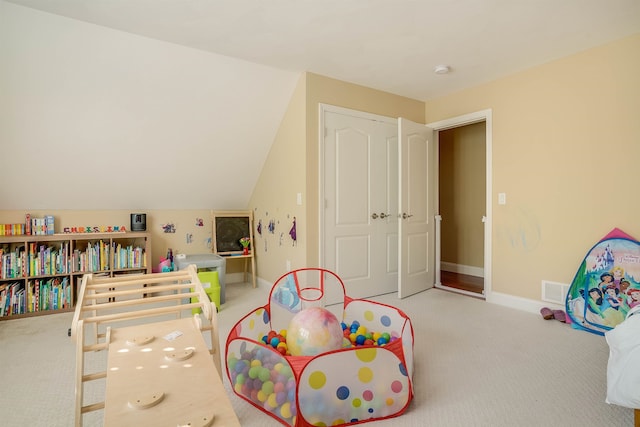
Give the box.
[0,2,299,210]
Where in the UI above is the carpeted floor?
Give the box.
[0,280,634,426]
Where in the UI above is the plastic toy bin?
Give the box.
[225,268,414,427]
[192,270,221,313]
[175,254,227,303]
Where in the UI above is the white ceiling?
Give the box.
[6,0,640,101]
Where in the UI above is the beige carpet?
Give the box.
[0,281,634,426]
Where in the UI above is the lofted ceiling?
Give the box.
[6,0,640,101]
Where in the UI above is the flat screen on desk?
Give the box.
[214,216,250,253]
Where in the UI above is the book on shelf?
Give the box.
[1,246,25,280]
[0,282,25,316]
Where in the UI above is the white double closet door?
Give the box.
[321,106,434,302]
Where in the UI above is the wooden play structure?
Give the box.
[70,265,240,427]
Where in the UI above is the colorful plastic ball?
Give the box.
[286,307,343,356]
[280,402,292,419]
[267,392,278,408]
[258,367,271,382]
[248,366,260,379]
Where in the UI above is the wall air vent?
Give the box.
[541,280,569,305]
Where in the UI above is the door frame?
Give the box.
[426,109,492,301]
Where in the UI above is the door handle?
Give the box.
[402,213,413,219]
[379,213,389,219]
[371,213,378,219]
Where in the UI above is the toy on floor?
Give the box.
[226,268,414,427]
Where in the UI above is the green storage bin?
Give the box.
[192,270,221,314]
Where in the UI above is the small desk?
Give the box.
[222,253,256,288]
[104,317,240,427]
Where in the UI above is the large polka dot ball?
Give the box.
[286,307,343,356]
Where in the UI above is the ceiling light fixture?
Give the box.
[434,65,450,75]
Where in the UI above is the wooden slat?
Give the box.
[71,265,227,426]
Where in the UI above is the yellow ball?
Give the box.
[280,402,292,418]
[267,393,278,409]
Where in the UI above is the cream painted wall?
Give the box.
[439,122,486,269]
[425,33,640,301]
[247,74,308,282]
[247,72,425,285]
[5,0,636,304]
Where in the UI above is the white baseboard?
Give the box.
[486,291,564,315]
[245,272,564,318]
[441,262,484,278]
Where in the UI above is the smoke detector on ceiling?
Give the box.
[434,65,450,75]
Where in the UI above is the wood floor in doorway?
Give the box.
[441,271,484,295]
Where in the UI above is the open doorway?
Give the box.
[428,110,492,300]
[438,122,486,296]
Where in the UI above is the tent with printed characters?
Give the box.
[566,228,640,335]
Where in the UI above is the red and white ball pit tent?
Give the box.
[225,268,414,427]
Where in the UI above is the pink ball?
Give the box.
[286,307,343,356]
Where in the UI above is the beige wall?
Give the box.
[439,122,486,269]
[248,72,425,284]
[247,74,308,282]
[5,5,637,305]
[426,33,640,300]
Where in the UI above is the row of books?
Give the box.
[71,240,111,272]
[71,242,147,272]
[0,215,56,236]
[28,215,55,236]
[0,277,71,317]
[28,242,69,276]
[0,224,27,236]
[1,242,146,279]
[0,243,69,278]
[113,244,147,269]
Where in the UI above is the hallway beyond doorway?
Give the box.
[441,270,484,295]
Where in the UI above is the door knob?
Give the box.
[379,213,389,219]
[402,213,413,219]
[371,213,378,219]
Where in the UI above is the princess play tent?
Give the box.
[566,228,640,335]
